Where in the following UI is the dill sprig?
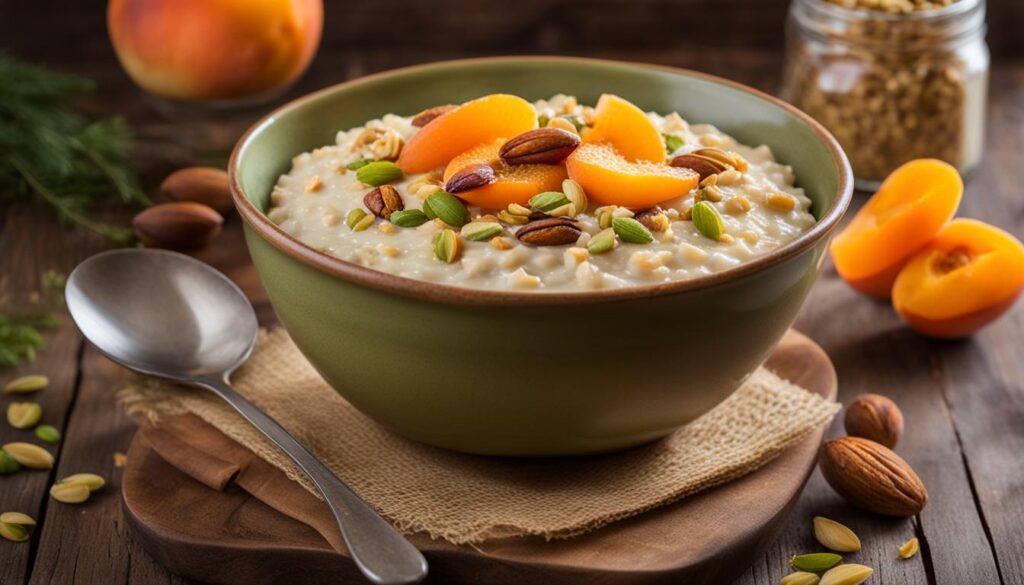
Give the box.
[0,271,66,368]
[0,53,149,245]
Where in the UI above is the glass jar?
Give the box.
[782,0,989,190]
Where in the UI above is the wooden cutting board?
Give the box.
[121,330,836,585]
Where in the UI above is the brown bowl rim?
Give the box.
[229,56,853,307]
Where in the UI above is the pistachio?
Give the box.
[133,202,224,250]
[4,374,48,394]
[611,217,653,244]
[160,167,233,214]
[363,185,405,219]
[355,161,404,186]
[663,133,684,154]
[497,210,529,225]
[561,179,588,213]
[899,537,920,559]
[50,481,91,504]
[597,207,615,229]
[844,393,904,448]
[781,572,821,585]
[461,221,503,242]
[425,192,468,227]
[34,425,61,445]
[444,163,496,194]
[7,402,42,429]
[587,228,617,254]
[692,201,725,241]
[529,191,572,213]
[515,218,582,246]
[432,229,461,263]
[546,116,580,134]
[59,473,105,492]
[346,158,371,171]
[507,203,533,216]
[790,553,843,573]
[2,442,53,469]
[389,209,430,228]
[814,517,862,552]
[0,451,20,474]
[499,128,580,165]
[411,104,458,127]
[0,512,35,542]
[346,209,374,232]
[819,564,873,585]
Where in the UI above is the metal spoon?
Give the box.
[65,249,428,585]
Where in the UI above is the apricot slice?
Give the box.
[565,143,698,208]
[397,94,538,174]
[830,159,963,298]
[442,139,567,209]
[583,94,666,163]
[893,219,1024,338]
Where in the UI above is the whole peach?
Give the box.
[108,0,323,102]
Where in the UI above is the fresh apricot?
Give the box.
[830,159,963,298]
[565,143,698,208]
[397,94,538,174]
[442,139,567,209]
[892,219,1024,338]
[583,94,666,163]
[108,0,322,101]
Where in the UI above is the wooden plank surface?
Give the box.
[1,2,1023,582]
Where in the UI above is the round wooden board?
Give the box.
[122,330,836,585]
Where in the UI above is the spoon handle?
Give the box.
[197,377,428,585]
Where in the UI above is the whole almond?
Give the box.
[411,104,458,127]
[515,218,581,246]
[670,153,729,180]
[133,202,224,250]
[499,128,581,165]
[819,436,927,516]
[845,393,904,448]
[445,163,496,193]
[160,167,233,214]
[363,185,404,219]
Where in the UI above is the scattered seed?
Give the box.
[4,375,48,394]
[1,442,54,469]
[899,537,920,559]
[0,451,20,474]
[790,552,843,573]
[814,517,862,552]
[49,482,91,504]
[59,473,105,492]
[819,563,873,585]
[34,425,61,444]
[781,572,821,585]
[7,402,42,429]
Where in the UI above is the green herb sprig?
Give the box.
[0,270,66,368]
[0,53,148,244]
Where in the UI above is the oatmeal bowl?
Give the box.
[230,57,852,456]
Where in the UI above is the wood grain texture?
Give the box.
[0,2,1021,582]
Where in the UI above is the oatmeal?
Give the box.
[268,93,816,291]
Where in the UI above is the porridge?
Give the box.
[267,93,816,291]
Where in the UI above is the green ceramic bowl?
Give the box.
[230,57,852,456]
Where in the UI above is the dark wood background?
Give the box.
[1,1,1022,584]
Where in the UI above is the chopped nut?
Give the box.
[724,195,752,215]
[490,236,513,250]
[377,222,396,234]
[305,175,322,192]
[767,192,797,211]
[899,537,920,559]
[545,116,579,135]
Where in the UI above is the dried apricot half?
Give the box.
[893,219,1024,338]
[566,143,698,208]
[583,94,666,163]
[397,94,538,174]
[443,139,567,209]
[830,159,962,298]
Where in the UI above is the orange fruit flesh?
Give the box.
[566,143,698,208]
[583,94,666,163]
[397,94,538,174]
[893,219,1024,338]
[830,159,963,298]
[443,139,567,209]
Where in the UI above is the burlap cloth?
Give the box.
[120,328,839,545]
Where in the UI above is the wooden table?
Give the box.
[2,4,1022,583]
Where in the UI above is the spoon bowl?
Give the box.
[66,249,257,380]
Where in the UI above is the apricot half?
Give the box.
[442,139,567,209]
[892,219,1024,338]
[397,94,538,174]
[830,159,963,298]
[566,143,698,208]
[583,94,666,163]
